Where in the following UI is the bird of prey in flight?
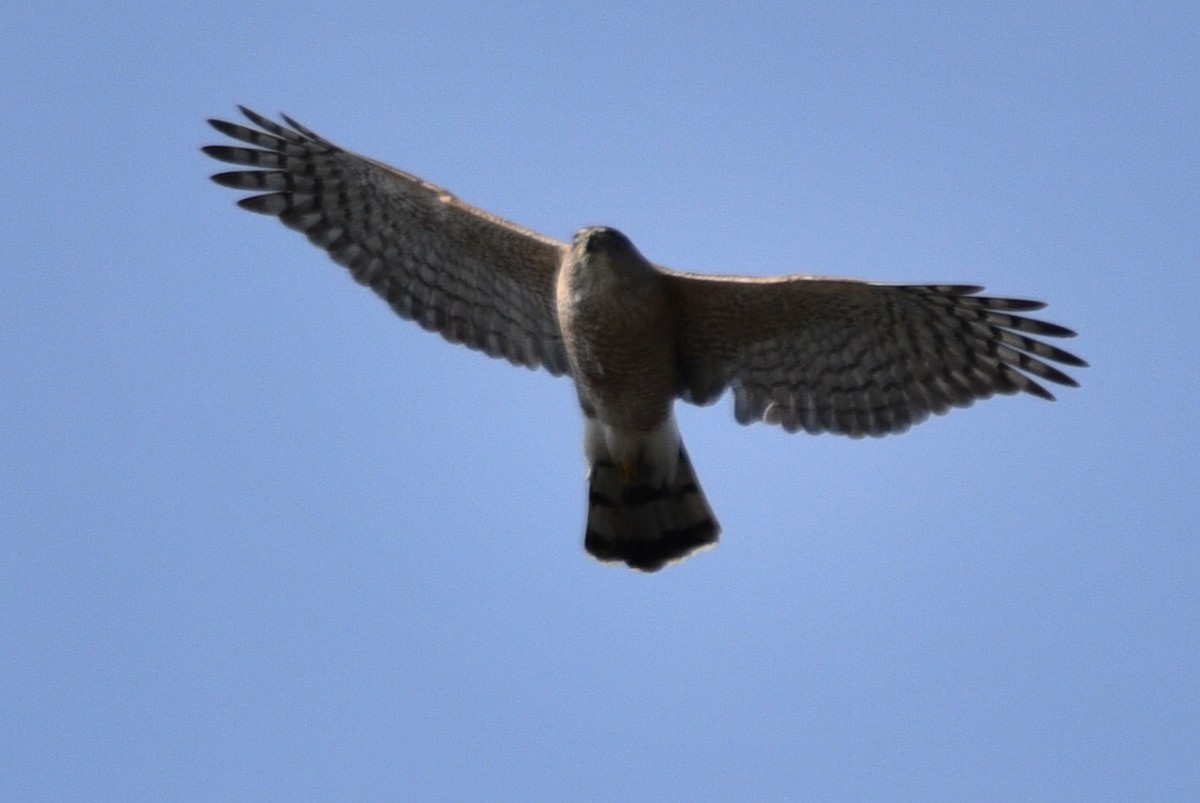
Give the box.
[204,107,1085,571]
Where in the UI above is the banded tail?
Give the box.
[584,445,720,572]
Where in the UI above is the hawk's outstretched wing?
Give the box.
[203,107,571,375]
[665,272,1086,438]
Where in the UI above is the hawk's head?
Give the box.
[575,226,634,256]
[571,226,654,282]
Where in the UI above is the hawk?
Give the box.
[204,107,1085,572]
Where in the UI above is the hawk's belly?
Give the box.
[557,270,678,432]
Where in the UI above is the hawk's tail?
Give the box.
[584,445,720,572]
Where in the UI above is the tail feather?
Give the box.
[584,446,719,572]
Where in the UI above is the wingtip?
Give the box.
[1027,381,1056,402]
[209,169,248,188]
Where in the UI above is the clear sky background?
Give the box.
[4,2,1197,800]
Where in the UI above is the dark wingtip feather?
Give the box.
[280,112,315,137]
[986,297,1048,312]
[237,105,270,126]
[201,144,260,167]
[1023,377,1056,401]
[1036,362,1080,388]
[206,118,252,141]
[235,193,291,215]
[1056,350,1088,368]
[209,169,248,188]
[939,284,986,296]
[1029,320,1078,338]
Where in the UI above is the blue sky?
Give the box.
[4,2,1198,799]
